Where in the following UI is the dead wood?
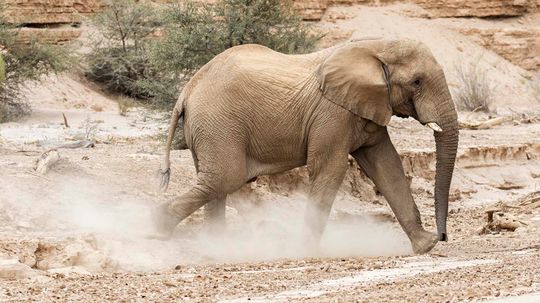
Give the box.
[459,116,509,130]
[34,149,61,175]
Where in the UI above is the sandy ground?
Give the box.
[0,4,539,299]
[0,72,539,302]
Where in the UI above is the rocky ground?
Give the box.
[1,0,539,301]
[0,73,539,301]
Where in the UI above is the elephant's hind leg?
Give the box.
[204,197,226,234]
[193,151,227,234]
[156,149,248,236]
[153,179,222,237]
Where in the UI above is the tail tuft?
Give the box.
[159,168,171,192]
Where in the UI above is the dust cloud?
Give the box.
[0,177,411,273]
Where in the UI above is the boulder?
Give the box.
[413,0,529,18]
[0,258,36,280]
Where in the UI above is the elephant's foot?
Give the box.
[151,202,180,238]
[411,230,439,254]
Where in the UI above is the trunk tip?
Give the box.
[439,232,448,242]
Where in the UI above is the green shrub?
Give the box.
[86,0,321,110]
[146,0,321,109]
[85,0,158,99]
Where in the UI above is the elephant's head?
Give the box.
[317,38,459,241]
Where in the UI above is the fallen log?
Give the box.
[54,140,95,149]
[459,116,509,130]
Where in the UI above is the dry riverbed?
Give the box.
[0,102,539,302]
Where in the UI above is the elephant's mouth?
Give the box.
[392,98,418,120]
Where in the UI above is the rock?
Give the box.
[3,0,104,24]
[293,0,538,20]
[456,26,540,72]
[479,210,524,234]
[0,258,36,280]
[16,27,82,45]
[294,0,328,21]
[414,0,529,18]
[34,235,118,272]
[47,266,91,275]
[328,0,386,6]
[490,211,522,231]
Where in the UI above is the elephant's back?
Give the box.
[182,44,323,159]
[219,44,322,78]
[184,44,323,114]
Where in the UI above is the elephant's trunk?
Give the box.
[433,102,459,241]
[415,88,459,241]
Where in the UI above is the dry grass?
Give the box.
[453,60,494,112]
[80,117,99,141]
[117,96,135,116]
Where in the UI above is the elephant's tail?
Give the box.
[160,103,184,192]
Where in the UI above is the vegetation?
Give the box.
[0,1,69,122]
[453,59,494,112]
[85,0,159,99]
[0,53,5,83]
[86,0,320,110]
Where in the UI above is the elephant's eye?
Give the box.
[413,79,422,87]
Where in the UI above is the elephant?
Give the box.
[156,38,459,254]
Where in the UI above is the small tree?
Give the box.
[146,0,320,109]
[0,1,69,122]
[86,0,320,111]
[85,0,158,98]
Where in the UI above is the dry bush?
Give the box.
[80,117,99,141]
[453,60,494,112]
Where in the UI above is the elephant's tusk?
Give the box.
[426,122,442,132]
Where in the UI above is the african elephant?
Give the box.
[157,38,459,254]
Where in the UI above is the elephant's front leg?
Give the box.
[304,151,349,245]
[352,131,438,254]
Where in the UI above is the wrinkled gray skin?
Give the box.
[157,38,459,254]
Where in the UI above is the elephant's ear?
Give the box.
[317,45,392,126]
